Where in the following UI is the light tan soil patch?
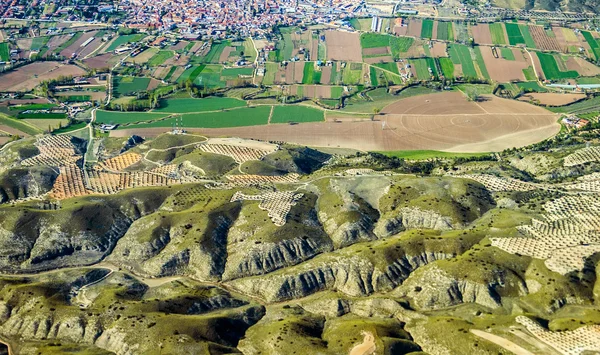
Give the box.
[530,51,545,81]
[293,62,304,83]
[363,47,390,56]
[46,34,72,53]
[153,66,171,80]
[479,46,528,82]
[472,24,493,45]
[0,62,86,91]
[430,42,448,57]
[219,46,235,63]
[325,30,362,62]
[78,37,104,58]
[0,125,28,137]
[518,92,586,106]
[147,78,161,91]
[431,21,439,40]
[169,41,188,51]
[407,19,422,37]
[126,48,158,63]
[349,332,376,355]
[169,66,186,82]
[364,56,394,64]
[16,38,32,50]
[321,66,332,84]
[394,26,408,36]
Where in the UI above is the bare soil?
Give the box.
[479,46,529,82]
[325,30,362,62]
[472,24,493,45]
[518,92,586,106]
[407,19,422,38]
[0,62,86,92]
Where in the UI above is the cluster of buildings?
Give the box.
[562,115,590,129]
[117,0,373,37]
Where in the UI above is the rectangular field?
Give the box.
[96,111,169,125]
[421,20,434,39]
[449,44,478,79]
[106,34,145,52]
[147,50,174,67]
[439,57,454,78]
[505,23,525,45]
[113,76,151,96]
[581,31,600,60]
[436,22,454,41]
[154,97,246,113]
[116,106,271,129]
[0,43,9,61]
[270,106,324,124]
[489,23,507,45]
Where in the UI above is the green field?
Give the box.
[116,106,271,129]
[270,106,324,124]
[473,46,490,80]
[302,62,321,84]
[113,76,151,96]
[342,63,363,85]
[489,23,506,45]
[436,22,454,41]
[96,111,169,125]
[581,31,600,61]
[53,121,87,134]
[279,27,296,61]
[57,95,92,103]
[30,36,50,51]
[155,97,246,113]
[520,25,536,48]
[369,66,378,86]
[0,42,9,61]
[505,23,525,45]
[390,37,414,59]
[548,96,600,114]
[360,33,390,48]
[147,50,174,67]
[448,44,478,79]
[500,47,515,60]
[522,66,537,81]
[377,150,490,160]
[106,34,145,52]
[411,58,437,80]
[9,103,57,111]
[439,57,455,78]
[164,67,178,81]
[263,62,278,85]
[221,67,254,78]
[373,62,399,75]
[176,65,206,83]
[536,52,579,80]
[421,20,434,39]
[18,112,66,119]
[330,86,344,99]
[516,81,548,92]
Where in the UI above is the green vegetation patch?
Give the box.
[421,20,434,39]
[271,105,324,124]
[221,67,254,78]
[147,50,174,67]
[57,95,92,103]
[411,58,438,80]
[581,31,600,60]
[369,66,378,86]
[500,47,515,60]
[53,121,87,134]
[436,22,454,41]
[536,52,578,80]
[516,81,548,92]
[0,42,9,62]
[9,103,57,111]
[18,112,66,119]
[106,34,145,52]
[113,76,151,96]
[330,86,344,99]
[449,44,477,79]
[155,97,246,113]
[439,57,455,78]
[302,62,320,84]
[520,25,536,48]
[0,113,43,135]
[522,66,536,81]
[118,106,270,129]
[489,23,506,45]
[360,33,391,48]
[96,110,169,125]
[202,41,229,63]
[373,62,399,75]
[30,36,50,51]
[505,23,525,45]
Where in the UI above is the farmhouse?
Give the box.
[562,115,589,129]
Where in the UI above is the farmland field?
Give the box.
[439,57,455,78]
[369,66,378,86]
[449,44,478,79]
[505,23,525,45]
[96,111,169,125]
[473,47,490,80]
[489,23,506,45]
[56,95,92,102]
[517,81,548,93]
[176,65,206,83]
[17,112,66,119]
[202,41,229,63]
[154,97,246,113]
[0,42,9,61]
[106,34,145,52]
[0,113,42,136]
[270,106,324,124]
[581,31,600,60]
[113,76,151,96]
[373,62,399,75]
[221,67,254,78]
[30,36,49,51]
[411,58,437,80]
[500,47,515,60]
[360,33,390,48]
[421,20,434,39]
[536,52,578,80]
[117,106,271,129]
[436,22,454,41]
[147,50,174,67]
[519,25,536,48]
